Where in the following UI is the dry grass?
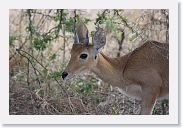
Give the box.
[9,70,168,115]
[9,9,169,115]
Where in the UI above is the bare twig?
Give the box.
[16,49,41,87]
[16,48,75,113]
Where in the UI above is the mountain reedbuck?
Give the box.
[62,23,169,115]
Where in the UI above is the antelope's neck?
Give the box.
[91,53,128,87]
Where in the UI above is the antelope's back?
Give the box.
[124,41,169,85]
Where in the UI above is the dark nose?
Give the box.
[62,71,68,80]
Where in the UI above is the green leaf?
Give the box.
[84,18,91,24]
[105,20,117,33]
[48,71,62,79]
[53,15,60,22]
[9,36,17,46]
[33,37,46,51]
[122,16,128,23]
[50,53,57,60]
[42,69,48,76]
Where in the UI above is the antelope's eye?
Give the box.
[80,53,88,59]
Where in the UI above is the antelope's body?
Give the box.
[62,23,169,115]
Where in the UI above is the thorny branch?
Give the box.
[16,48,76,113]
[10,9,169,115]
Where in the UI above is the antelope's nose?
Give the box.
[62,71,68,80]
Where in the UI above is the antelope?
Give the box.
[62,22,169,115]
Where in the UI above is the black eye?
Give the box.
[80,53,88,59]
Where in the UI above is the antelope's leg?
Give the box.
[140,86,160,115]
[123,64,164,115]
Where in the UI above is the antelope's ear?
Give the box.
[84,30,89,46]
[74,31,79,44]
[93,27,106,56]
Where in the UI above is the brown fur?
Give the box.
[64,41,169,115]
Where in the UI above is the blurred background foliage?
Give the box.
[9,9,169,115]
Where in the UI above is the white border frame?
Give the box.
[0,0,178,124]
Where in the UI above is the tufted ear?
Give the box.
[74,22,89,46]
[93,27,106,56]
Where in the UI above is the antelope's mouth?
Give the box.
[62,73,75,80]
[65,75,75,80]
[62,69,88,81]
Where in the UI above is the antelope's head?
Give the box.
[62,23,106,80]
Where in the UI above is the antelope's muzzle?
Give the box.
[62,71,68,80]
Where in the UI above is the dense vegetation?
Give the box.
[9,9,169,115]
